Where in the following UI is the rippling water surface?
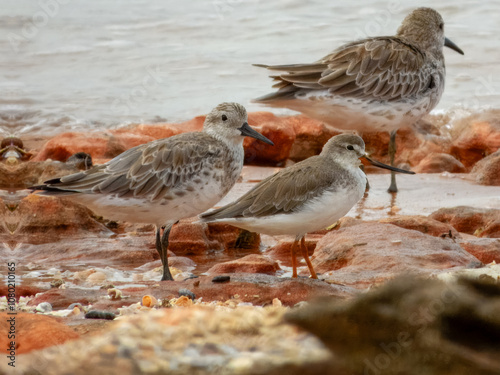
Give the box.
[2,0,499,136]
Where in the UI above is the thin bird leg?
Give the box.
[300,237,318,279]
[387,130,398,193]
[290,239,299,278]
[155,223,175,281]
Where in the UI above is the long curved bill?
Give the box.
[239,122,274,145]
[444,37,464,55]
[361,155,415,174]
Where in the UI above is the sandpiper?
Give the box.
[253,7,463,192]
[200,134,414,279]
[30,103,274,281]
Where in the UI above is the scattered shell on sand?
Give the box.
[173,296,193,307]
[35,302,53,313]
[141,295,158,308]
[108,288,123,300]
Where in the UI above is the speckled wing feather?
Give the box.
[201,157,344,220]
[255,36,429,102]
[35,132,222,201]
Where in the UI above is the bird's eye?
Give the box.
[347,145,354,151]
[439,23,444,30]
[222,115,228,121]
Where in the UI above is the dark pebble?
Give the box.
[85,311,115,320]
[179,288,196,300]
[212,275,230,283]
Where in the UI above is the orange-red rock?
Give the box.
[379,215,459,237]
[266,237,320,264]
[16,195,111,245]
[311,222,479,288]
[32,132,155,162]
[29,274,355,311]
[471,150,500,186]
[206,254,281,276]
[168,219,260,256]
[450,119,500,169]
[288,115,340,161]
[0,312,79,355]
[413,153,466,173]
[430,206,500,238]
[244,112,295,165]
[458,236,500,264]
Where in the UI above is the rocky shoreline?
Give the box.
[1,110,499,374]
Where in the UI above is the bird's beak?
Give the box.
[238,122,274,145]
[361,155,415,174]
[444,37,464,55]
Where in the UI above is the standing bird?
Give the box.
[253,7,463,192]
[200,134,414,279]
[29,103,274,281]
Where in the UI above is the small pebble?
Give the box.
[50,279,65,288]
[35,302,52,313]
[212,275,230,283]
[178,288,196,300]
[85,311,116,320]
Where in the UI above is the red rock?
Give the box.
[471,150,500,186]
[206,254,281,275]
[16,195,111,245]
[244,112,295,165]
[458,237,500,264]
[413,153,466,173]
[0,312,79,354]
[29,274,355,312]
[311,222,479,288]
[22,235,158,270]
[167,219,260,256]
[32,132,155,162]
[266,236,320,264]
[361,127,449,172]
[379,215,459,237]
[114,116,204,140]
[288,115,340,161]
[450,119,500,169]
[430,206,500,238]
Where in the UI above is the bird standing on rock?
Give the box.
[200,134,415,279]
[253,7,464,192]
[29,103,274,281]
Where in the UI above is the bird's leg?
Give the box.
[290,239,299,278]
[155,223,175,281]
[387,130,398,193]
[300,237,318,279]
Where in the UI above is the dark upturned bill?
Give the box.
[362,155,415,174]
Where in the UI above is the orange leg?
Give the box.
[300,237,318,279]
[290,239,298,278]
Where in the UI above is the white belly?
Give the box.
[213,169,366,237]
[275,92,434,133]
[67,177,227,226]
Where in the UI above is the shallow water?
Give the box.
[2,0,499,136]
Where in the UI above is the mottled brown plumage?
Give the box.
[254,7,463,192]
[30,102,274,281]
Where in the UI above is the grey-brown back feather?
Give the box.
[37,132,225,201]
[254,36,431,103]
[201,156,350,220]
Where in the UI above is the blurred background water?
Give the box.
[1,0,499,136]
